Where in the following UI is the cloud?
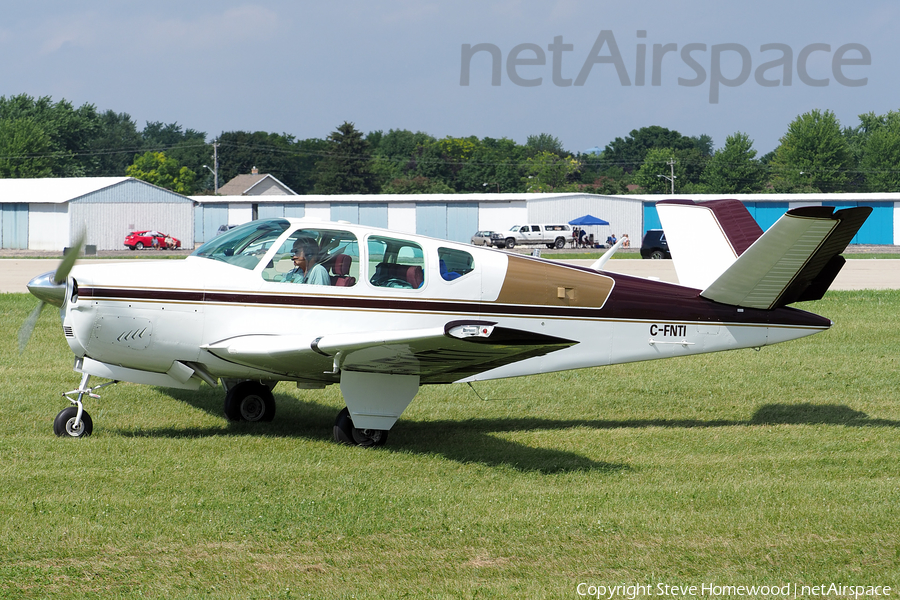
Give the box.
[26,5,284,57]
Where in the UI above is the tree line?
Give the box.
[0,93,898,195]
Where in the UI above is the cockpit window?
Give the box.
[263,228,359,286]
[368,236,425,289]
[191,219,290,270]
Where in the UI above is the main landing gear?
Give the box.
[223,381,276,422]
[221,380,389,447]
[333,407,388,447]
[55,372,117,438]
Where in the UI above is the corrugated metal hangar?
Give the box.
[192,192,900,246]
[0,177,193,251]
[2,177,899,250]
[190,193,645,246]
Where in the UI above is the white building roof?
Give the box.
[189,192,644,204]
[0,177,131,203]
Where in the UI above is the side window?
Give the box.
[438,247,474,281]
[532,226,541,232]
[368,236,425,289]
[264,228,359,286]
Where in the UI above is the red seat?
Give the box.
[406,266,423,288]
[331,254,355,287]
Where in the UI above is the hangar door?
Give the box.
[1,203,29,249]
[416,202,478,243]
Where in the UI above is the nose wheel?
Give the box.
[55,372,116,438]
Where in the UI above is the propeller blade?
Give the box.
[17,300,46,353]
[54,232,85,284]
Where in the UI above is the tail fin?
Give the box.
[657,199,871,309]
[656,199,763,290]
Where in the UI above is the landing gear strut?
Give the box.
[55,372,116,438]
[333,407,388,447]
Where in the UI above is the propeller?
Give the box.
[18,234,84,353]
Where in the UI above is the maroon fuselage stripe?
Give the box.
[78,274,831,329]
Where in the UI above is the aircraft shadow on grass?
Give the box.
[117,390,900,475]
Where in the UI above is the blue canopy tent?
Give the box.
[568,214,609,226]
[568,214,610,248]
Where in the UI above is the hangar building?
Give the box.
[190,192,645,245]
[191,191,900,247]
[0,177,194,251]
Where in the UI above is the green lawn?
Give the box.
[1,291,898,598]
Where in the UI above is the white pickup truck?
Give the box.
[490,224,572,249]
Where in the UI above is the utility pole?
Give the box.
[657,157,676,194]
[203,140,219,194]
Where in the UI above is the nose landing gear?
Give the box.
[55,372,117,438]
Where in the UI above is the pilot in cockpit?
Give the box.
[282,238,331,285]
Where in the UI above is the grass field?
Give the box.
[1,291,898,599]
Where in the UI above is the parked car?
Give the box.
[640,229,670,259]
[470,230,494,246]
[490,224,571,249]
[215,224,238,236]
[124,231,181,250]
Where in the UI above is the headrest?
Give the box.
[333,253,351,276]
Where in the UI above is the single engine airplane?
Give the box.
[19,199,870,446]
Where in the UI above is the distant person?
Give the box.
[577,228,587,247]
[282,239,330,285]
[606,233,617,247]
[622,233,630,248]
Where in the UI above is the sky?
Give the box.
[2,1,897,156]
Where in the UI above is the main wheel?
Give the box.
[333,407,388,447]
[224,381,276,422]
[53,407,93,438]
[505,238,516,249]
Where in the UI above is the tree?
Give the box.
[859,120,900,191]
[314,121,378,194]
[525,133,566,156]
[699,132,765,193]
[769,109,853,192]
[631,148,686,193]
[600,125,706,173]
[126,151,197,194]
[90,110,142,176]
[455,137,527,193]
[217,130,305,193]
[142,121,209,189]
[381,176,454,194]
[521,151,580,191]
[0,118,54,178]
[0,94,101,176]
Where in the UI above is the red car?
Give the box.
[124,230,181,250]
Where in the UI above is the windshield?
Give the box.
[192,219,290,270]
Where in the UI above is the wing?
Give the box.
[202,320,576,384]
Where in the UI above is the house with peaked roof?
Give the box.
[0,177,193,251]
[217,167,297,196]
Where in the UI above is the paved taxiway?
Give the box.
[2,258,899,294]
